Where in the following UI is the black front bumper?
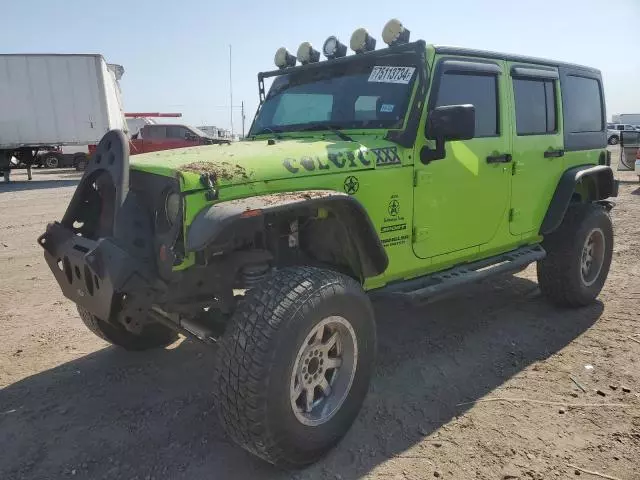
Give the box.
[38,222,153,322]
[38,130,163,323]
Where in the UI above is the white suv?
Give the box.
[607,123,639,145]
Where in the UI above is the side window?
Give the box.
[435,73,499,137]
[144,126,166,139]
[563,75,604,133]
[166,126,191,139]
[617,125,625,131]
[512,78,557,135]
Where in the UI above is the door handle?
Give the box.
[486,153,512,163]
[544,149,564,158]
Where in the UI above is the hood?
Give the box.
[130,136,399,190]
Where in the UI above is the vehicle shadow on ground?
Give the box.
[0,274,602,480]
[0,179,79,192]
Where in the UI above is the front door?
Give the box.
[507,63,565,235]
[412,57,512,260]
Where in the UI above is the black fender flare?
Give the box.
[185,190,388,278]
[540,165,618,235]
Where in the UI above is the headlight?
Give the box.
[323,36,347,59]
[382,18,410,46]
[274,47,296,69]
[297,42,320,65]
[165,191,181,227]
[350,27,376,54]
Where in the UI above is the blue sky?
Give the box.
[2,0,639,132]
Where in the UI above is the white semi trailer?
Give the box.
[0,54,126,181]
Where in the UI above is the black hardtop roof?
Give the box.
[433,45,601,74]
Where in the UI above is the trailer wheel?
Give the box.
[74,154,88,171]
[43,153,60,169]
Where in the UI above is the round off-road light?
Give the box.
[297,42,320,65]
[382,18,410,46]
[323,36,347,59]
[274,47,296,69]
[350,28,376,54]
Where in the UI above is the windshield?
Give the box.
[250,54,419,136]
[190,126,214,138]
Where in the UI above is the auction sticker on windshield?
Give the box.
[368,66,416,84]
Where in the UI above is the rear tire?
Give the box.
[537,204,613,307]
[608,135,619,145]
[213,266,376,467]
[77,306,178,351]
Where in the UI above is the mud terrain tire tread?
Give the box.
[213,266,375,468]
[77,306,178,351]
[537,204,613,307]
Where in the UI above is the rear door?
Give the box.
[508,63,565,235]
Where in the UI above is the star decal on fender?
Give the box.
[343,176,359,195]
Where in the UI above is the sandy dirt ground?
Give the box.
[0,151,638,480]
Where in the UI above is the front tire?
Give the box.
[608,135,619,145]
[537,204,613,307]
[213,267,376,468]
[77,306,178,351]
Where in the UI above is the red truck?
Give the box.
[82,123,229,170]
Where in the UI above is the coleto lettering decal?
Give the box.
[282,148,370,174]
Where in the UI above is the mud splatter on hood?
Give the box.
[129,137,399,190]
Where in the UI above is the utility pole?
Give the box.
[241,101,245,139]
[229,45,234,136]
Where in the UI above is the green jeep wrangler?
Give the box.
[40,19,617,467]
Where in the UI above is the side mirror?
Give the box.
[426,104,475,141]
[421,104,475,164]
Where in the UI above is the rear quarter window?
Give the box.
[563,75,604,133]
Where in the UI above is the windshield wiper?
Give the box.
[298,124,354,142]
